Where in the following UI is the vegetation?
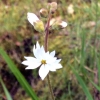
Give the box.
[0,0,100,100]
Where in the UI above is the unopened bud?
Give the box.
[34,20,45,33]
[67,4,74,15]
[49,2,57,14]
[40,8,48,18]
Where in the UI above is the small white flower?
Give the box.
[27,12,40,26]
[50,17,67,29]
[22,41,62,80]
[60,21,67,28]
[27,12,45,32]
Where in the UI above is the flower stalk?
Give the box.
[44,13,55,100]
[22,2,65,99]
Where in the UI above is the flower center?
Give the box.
[41,60,46,65]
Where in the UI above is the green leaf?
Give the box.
[0,47,38,100]
[0,77,12,100]
[71,67,93,100]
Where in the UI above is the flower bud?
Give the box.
[49,2,57,14]
[67,4,74,15]
[34,20,45,33]
[40,8,48,18]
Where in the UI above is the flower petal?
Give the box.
[46,64,56,71]
[22,56,41,69]
[55,59,61,63]
[25,62,40,69]
[24,56,36,60]
[36,41,40,49]
[39,65,49,80]
[46,51,49,55]
[50,50,55,57]
[22,57,36,65]
[48,63,62,71]
[46,56,56,64]
[33,46,45,60]
[55,63,62,69]
[33,41,41,56]
[27,12,39,26]
[60,21,67,28]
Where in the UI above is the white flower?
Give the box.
[50,17,67,29]
[27,12,39,26]
[22,41,62,80]
[27,12,45,32]
[59,21,67,28]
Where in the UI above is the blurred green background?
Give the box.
[0,0,100,100]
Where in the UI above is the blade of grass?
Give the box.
[91,81,100,91]
[80,29,86,74]
[0,77,12,100]
[71,66,93,100]
[97,57,100,86]
[0,47,38,100]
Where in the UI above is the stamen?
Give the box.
[41,60,46,65]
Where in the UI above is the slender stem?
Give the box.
[47,74,55,100]
[44,13,55,100]
[44,13,51,52]
[93,0,98,65]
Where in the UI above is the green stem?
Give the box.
[47,74,55,100]
[44,13,55,100]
